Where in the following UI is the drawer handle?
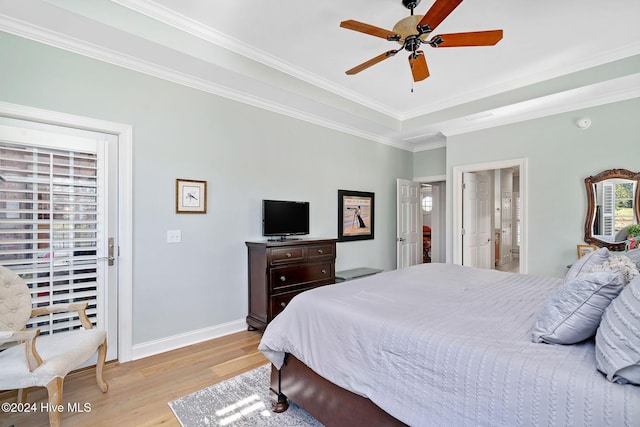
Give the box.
[280,276,286,282]
[317,249,324,254]
[321,269,327,274]
[280,302,287,308]
[285,252,292,258]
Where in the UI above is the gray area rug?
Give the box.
[169,364,324,426]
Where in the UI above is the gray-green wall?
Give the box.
[413,146,446,178]
[0,33,412,345]
[445,98,640,277]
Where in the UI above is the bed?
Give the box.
[258,262,640,426]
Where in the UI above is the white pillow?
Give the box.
[591,255,640,284]
[595,275,640,385]
[564,247,610,284]
[532,271,624,345]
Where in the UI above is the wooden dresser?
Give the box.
[245,238,337,331]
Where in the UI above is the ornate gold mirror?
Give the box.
[584,169,640,251]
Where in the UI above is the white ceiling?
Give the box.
[1,0,640,151]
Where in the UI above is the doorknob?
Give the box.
[107,237,115,266]
[397,237,405,242]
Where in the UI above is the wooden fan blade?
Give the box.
[433,30,503,47]
[417,0,463,33]
[409,51,430,82]
[340,20,399,40]
[346,50,398,75]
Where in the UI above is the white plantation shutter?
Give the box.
[0,139,102,334]
[601,182,614,237]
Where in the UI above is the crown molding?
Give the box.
[443,73,640,137]
[112,0,640,122]
[2,3,639,153]
[0,13,414,151]
[402,133,447,152]
[111,0,401,119]
[400,42,640,120]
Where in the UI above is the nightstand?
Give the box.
[335,267,383,282]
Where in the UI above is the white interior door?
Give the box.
[0,121,118,362]
[462,172,492,268]
[397,178,422,268]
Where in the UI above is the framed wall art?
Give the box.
[338,189,374,241]
[577,244,596,258]
[176,179,207,214]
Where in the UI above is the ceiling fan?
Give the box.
[340,0,503,82]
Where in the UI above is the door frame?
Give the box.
[452,158,528,273]
[0,101,134,362]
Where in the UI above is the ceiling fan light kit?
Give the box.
[340,0,503,82]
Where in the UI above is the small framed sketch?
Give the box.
[338,189,374,242]
[577,244,597,258]
[176,179,207,214]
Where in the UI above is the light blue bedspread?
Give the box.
[259,263,640,426]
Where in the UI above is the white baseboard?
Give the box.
[131,319,247,361]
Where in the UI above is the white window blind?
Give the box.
[0,141,100,334]
[602,183,614,237]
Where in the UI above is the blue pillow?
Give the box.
[625,248,640,269]
[532,271,624,344]
[564,247,610,284]
[595,275,640,385]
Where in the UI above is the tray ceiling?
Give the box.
[1,0,639,150]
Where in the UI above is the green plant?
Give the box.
[627,224,640,237]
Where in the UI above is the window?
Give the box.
[0,139,100,335]
[422,195,432,213]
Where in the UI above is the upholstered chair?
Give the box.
[0,266,108,427]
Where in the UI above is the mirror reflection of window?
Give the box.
[615,182,635,230]
[593,179,636,240]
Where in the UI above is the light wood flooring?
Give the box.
[0,330,267,427]
[496,259,520,273]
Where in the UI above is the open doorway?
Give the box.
[494,168,521,273]
[453,159,527,273]
[421,184,433,263]
[419,180,446,264]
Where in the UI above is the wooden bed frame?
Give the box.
[270,353,407,426]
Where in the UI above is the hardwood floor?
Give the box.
[0,330,268,427]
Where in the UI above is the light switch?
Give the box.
[167,229,181,243]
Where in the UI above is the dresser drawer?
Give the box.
[306,244,335,260]
[270,247,304,264]
[270,291,299,319]
[270,262,333,292]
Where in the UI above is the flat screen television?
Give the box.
[262,199,309,240]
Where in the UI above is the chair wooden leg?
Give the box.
[96,338,109,392]
[45,377,64,427]
[17,388,27,404]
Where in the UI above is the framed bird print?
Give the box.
[176,179,207,213]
